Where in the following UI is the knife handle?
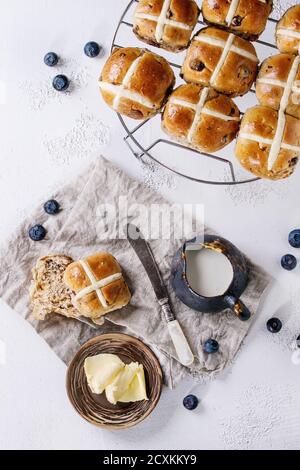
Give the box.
[159,299,194,367]
[167,320,194,367]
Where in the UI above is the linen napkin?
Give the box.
[0,156,270,388]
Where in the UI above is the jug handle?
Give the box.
[223,294,251,321]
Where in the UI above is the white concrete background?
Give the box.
[0,0,300,450]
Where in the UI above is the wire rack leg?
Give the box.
[137,138,237,183]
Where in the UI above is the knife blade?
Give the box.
[127,223,194,367]
[126,224,169,305]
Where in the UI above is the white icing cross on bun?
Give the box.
[256,77,300,94]
[238,132,300,154]
[99,53,157,113]
[75,259,122,309]
[169,97,240,122]
[169,87,239,144]
[267,55,300,170]
[277,29,300,55]
[187,87,209,142]
[225,0,266,26]
[193,34,259,85]
[134,0,194,44]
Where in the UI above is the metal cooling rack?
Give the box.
[110,0,279,185]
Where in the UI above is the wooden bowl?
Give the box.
[66,333,163,429]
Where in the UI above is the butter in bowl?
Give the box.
[66,333,162,429]
[84,353,148,405]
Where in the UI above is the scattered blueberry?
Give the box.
[84,41,101,58]
[53,74,69,91]
[29,225,46,241]
[204,339,219,354]
[183,394,199,411]
[267,318,282,334]
[44,52,59,67]
[281,254,297,271]
[44,199,60,215]
[289,229,300,248]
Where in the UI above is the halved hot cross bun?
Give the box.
[235,105,300,180]
[256,54,300,119]
[202,0,272,41]
[64,252,131,322]
[30,254,79,322]
[181,27,259,97]
[162,83,240,152]
[276,5,300,55]
[99,47,175,120]
[133,0,200,52]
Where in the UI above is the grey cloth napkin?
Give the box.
[0,157,270,388]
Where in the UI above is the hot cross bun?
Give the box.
[235,105,300,180]
[64,252,131,322]
[202,0,272,40]
[133,0,200,52]
[276,5,300,55]
[256,53,300,119]
[162,83,240,152]
[99,47,175,120]
[181,27,259,97]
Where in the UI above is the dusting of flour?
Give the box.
[218,383,300,449]
[43,112,110,165]
[140,156,177,191]
[225,178,290,206]
[19,58,92,111]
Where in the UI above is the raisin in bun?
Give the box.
[181,27,259,97]
[202,0,272,41]
[276,5,300,55]
[256,54,300,119]
[133,0,200,52]
[99,47,175,120]
[235,105,300,180]
[162,84,240,152]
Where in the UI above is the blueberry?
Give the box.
[44,199,60,215]
[84,41,101,58]
[29,225,46,241]
[53,74,69,91]
[297,335,300,348]
[183,394,198,411]
[267,318,282,333]
[44,52,59,67]
[204,339,219,354]
[281,254,297,271]
[289,229,300,248]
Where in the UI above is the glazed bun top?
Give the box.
[276,5,300,55]
[202,0,272,40]
[162,83,240,152]
[256,53,300,119]
[235,105,300,180]
[133,0,200,52]
[99,47,175,120]
[181,27,259,97]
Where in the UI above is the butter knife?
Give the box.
[127,224,194,367]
